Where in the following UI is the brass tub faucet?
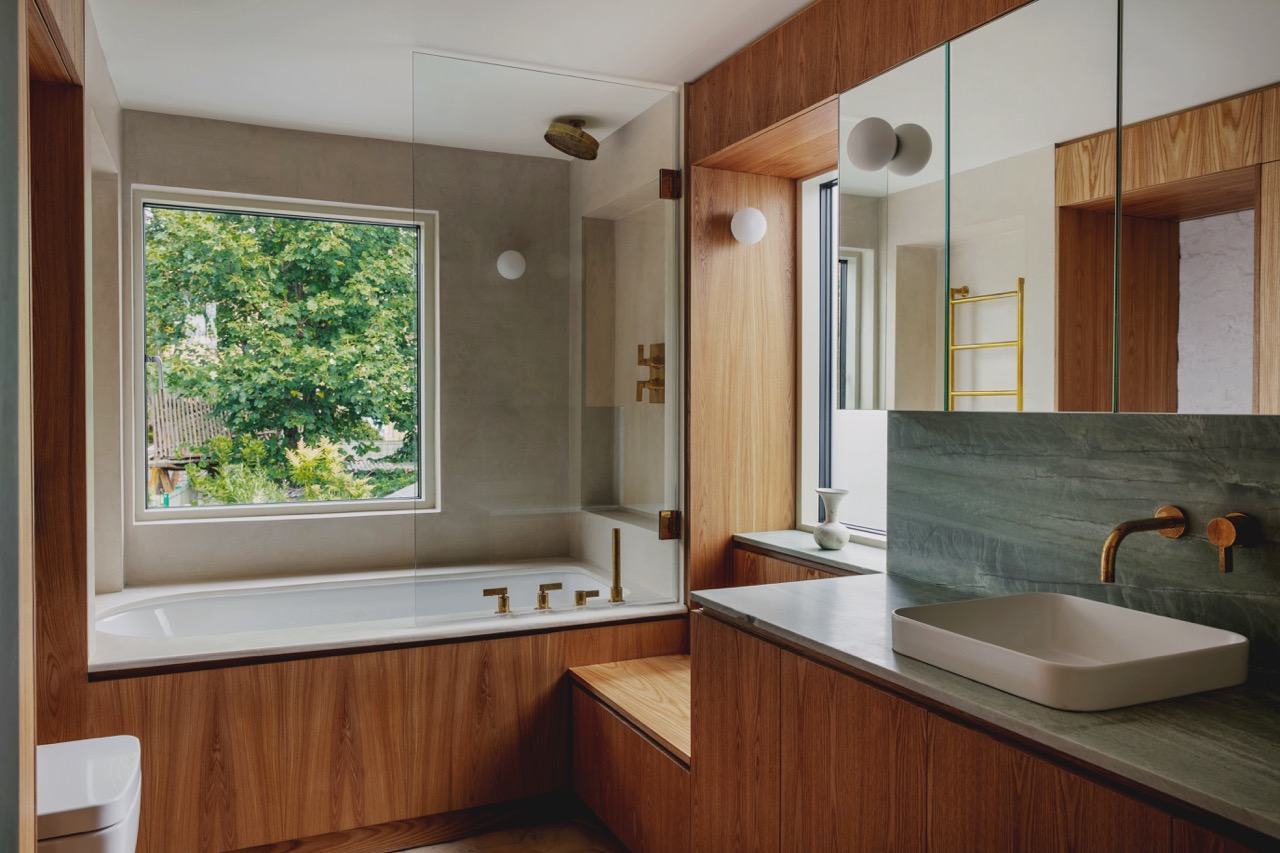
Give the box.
[1100,506,1186,583]
[483,586,511,614]
[536,582,562,610]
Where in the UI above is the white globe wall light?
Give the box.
[496,249,526,280]
[846,116,898,171]
[888,123,933,176]
[730,207,767,245]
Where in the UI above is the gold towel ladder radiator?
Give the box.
[947,277,1024,411]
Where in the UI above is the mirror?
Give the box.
[1115,0,1280,413]
[837,0,1121,412]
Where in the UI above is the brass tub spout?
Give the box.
[1100,506,1186,583]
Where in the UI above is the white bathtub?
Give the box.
[91,561,685,673]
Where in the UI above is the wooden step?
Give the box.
[569,654,691,764]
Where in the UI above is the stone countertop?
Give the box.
[691,573,1280,841]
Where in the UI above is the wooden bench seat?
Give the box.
[569,655,692,851]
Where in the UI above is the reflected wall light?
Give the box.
[846,117,933,176]
[496,249,526,280]
[888,123,932,176]
[846,117,898,171]
[730,207,767,245]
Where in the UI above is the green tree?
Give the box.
[144,206,419,467]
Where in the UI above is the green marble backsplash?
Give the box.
[886,412,1280,663]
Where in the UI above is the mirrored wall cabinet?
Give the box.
[836,0,1280,414]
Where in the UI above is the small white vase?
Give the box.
[814,488,850,550]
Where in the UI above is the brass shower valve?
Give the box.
[1206,513,1260,573]
[636,343,665,404]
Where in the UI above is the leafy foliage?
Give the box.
[285,438,372,501]
[144,205,419,469]
[186,435,377,505]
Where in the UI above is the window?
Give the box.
[135,191,438,517]
[799,174,887,538]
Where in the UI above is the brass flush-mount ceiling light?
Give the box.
[545,119,599,160]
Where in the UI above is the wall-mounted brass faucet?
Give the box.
[636,343,665,404]
[1206,513,1260,573]
[483,586,511,614]
[535,582,562,610]
[1100,506,1187,583]
[610,527,625,604]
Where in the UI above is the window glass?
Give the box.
[142,203,421,509]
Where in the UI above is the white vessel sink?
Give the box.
[891,593,1249,711]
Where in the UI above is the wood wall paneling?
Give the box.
[1055,131,1117,208]
[25,0,65,83]
[86,619,687,853]
[696,98,838,179]
[1118,216,1179,412]
[30,80,87,747]
[1123,92,1264,192]
[926,714,1172,852]
[571,688,691,853]
[1055,207,1115,412]
[779,653,927,852]
[730,547,830,586]
[1257,162,1280,413]
[690,613,780,852]
[30,0,79,82]
[1264,85,1280,164]
[687,167,796,592]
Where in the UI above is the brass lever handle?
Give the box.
[483,586,511,614]
[536,582,563,610]
[574,589,600,607]
[1206,513,1259,573]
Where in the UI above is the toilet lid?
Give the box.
[37,735,141,841]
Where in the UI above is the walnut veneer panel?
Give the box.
[1116,167,1258,221]
[1258,163,1280,413]
[1055,207,1115,412]
[696,99,839,178]
[730,547,829,586]
[31,0,79,82]
[569,655,690,763]
[84,619,687,853]
[1172,819,1264,853]
[1265,86,1280,164]
[26,0,67,83]
[690,613,780,853]
[685,0,1032,164]
[1118,216,1179,413]
[1056,131,1117,207]
[780,654,927,852]
[927,715,1172,852]
[572,688,691,853]
[1123,92,1265,192]
[688,167,796,592]
[30,81,87,746]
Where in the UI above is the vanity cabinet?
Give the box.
[692,612,1266,853]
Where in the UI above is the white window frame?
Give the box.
[797,172,888,545]
[129,187,441,523]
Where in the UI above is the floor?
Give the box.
[401,817,627,853]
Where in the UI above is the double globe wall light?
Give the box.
[846,117,933,176]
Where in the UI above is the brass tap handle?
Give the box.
[483,586,511,614]
[636,379,646,403]
[574,589,600,607]
[536,582,563,610]
[1206,513,1258,573]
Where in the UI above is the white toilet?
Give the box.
[36,736,141,853]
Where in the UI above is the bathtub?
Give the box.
[91,561,685,673]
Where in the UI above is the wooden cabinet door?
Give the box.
[691,613,781,853]
[780,653,928,852]
[927,714,1171,852]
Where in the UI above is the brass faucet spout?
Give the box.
[1100,506,1186,583]
[610,527,624,604]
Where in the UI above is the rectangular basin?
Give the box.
[892,593,1249,711]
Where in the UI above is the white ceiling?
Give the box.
[88,0,814,153]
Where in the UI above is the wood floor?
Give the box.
[402,818,627,853]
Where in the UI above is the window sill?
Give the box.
[732,529,886,575]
